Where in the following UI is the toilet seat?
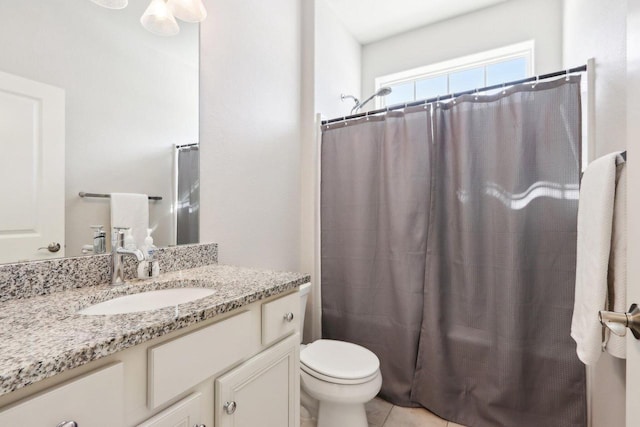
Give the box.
[300,340,380,385]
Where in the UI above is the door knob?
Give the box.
[224,401,237,415]
[599,303,640,339]
[38,242,61,253]
[283,312,294,322]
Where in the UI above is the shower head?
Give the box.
[350,87,393,114]
[376,86,392,97]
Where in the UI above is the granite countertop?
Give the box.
[0,264,310,396]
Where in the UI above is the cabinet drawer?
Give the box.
[262,291,300,346]
[148,310,259,408]
[0,363,124,427]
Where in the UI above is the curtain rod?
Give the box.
[322,64,587,125]
[175,143,199,149]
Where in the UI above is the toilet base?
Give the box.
[317,401,368,427]
[300,369,381,427]
[301,389,369,427]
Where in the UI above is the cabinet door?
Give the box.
[138,392,203,427]
[215,334,300,427]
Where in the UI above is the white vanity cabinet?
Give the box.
[215,334,300,427]
[0,287,303,427]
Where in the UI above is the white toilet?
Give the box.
[298,283,382,427]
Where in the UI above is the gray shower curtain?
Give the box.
[412,77,586,427]
[176,145,200,245]
[321,107,432,405]
[321,76,586,426]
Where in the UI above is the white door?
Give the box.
[215,334,300,427]
[627,3,640,426]
[0,70,65,263]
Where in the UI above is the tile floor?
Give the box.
[301,397,467,427]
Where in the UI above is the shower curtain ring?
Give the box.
[565,69,570,81]
[532,75,539,88]
[365,111,370,120]
[474,88,479,100]
[436,95,440,107]
[502,83,507,95]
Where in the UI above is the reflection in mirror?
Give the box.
[0,0,199,264]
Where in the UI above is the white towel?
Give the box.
[571,152,619,365]
[604,157,627,358]
[110,193,149,250]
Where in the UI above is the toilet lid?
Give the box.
[300,340,380,380]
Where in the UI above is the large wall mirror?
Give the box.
[0,0,199,263]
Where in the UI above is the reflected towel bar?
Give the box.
[79,192,162,201]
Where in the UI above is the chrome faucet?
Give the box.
[111,227,144,285]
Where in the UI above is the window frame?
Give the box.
[374,40,535,108]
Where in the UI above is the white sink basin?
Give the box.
[78,287,216,315]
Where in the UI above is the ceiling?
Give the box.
[323,0,509,44]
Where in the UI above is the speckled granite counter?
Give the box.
[0,263,310,396]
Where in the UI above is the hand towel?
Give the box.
[604,156,627,358]
[570,152,618,365]
[110,193,149,250]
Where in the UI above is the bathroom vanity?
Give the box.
[0,244,309,427]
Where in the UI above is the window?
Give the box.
[375,41,534,108]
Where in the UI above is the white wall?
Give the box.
[361,0,563,97]
[563,2,628,426]
[0,1,199,256]
[564,0,627,158]
[199,0,302,271]
[314,0,362,119]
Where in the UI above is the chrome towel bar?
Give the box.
[79,192,162,201]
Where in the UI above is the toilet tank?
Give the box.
[299,282,312,343]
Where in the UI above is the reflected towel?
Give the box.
[571,152,619,365]
[110,193,149,249]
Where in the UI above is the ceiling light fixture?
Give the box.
[140,0,180,36]
[90,0,207,36]
[167,0,208,23]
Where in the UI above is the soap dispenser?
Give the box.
[124,228,137,250]
[137,229,159,279]
[90,225,106,254]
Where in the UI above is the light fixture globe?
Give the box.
[141,0,180,36]
[167,0,207,23]
[91,0,128,9]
